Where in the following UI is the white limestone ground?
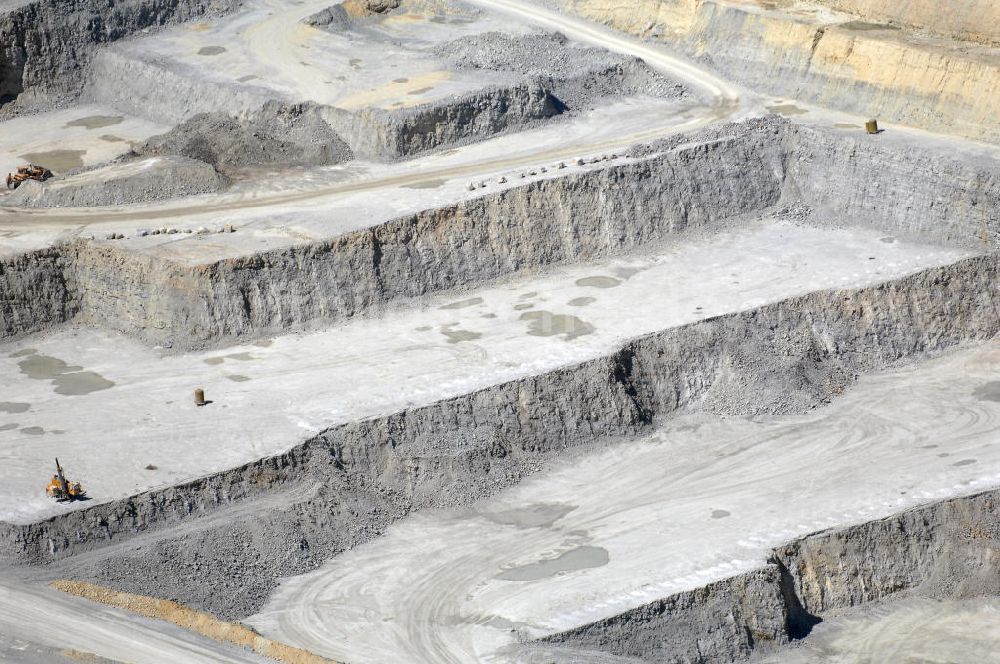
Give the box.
[247,341,1000,664]
[87,0,534,120]
[0,575,273,663]
[0,220,969,525]
[0,104,167,181]
[760,597,1000,663]
[0,94,708,257]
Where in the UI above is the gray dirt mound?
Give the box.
[1,156,228,208]
[137,101,353,173]
[432,31,689,109]
[307,0,478,31]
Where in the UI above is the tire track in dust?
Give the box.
[249,344,1000,663]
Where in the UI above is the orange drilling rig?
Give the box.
[46,458,85,501]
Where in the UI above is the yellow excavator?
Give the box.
[6,164,52,190]
[46,458,85,501]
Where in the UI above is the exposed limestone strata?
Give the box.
[3,118,999,350]
[555,0,1000,143]
[812,0,1000,45]
[542,485,1000,663]
[1,253,997,620]
[0,247,76,339]
[0,0,242,110]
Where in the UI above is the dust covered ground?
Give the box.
[0,0,999,661]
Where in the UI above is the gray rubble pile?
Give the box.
[433,30,689,110]
[136,101,354,173]
[1,156,228,208]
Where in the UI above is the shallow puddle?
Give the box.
[439,297,484,310]
[226,374,252,382]
[197,46,227,56]
[575,276,621,289]
[973,381,1000,402]
[520,311,595,340]
[567,297,595,307]
[766,103,808,116]
[18,149,86,172]
[497,545,609,581]
[484,503,576,529]
[613,265,646,280]
[0,423,18,432]
[204,351,255,365]
[401,178,446,189]
[18,355,82,380]
[20,426,44,435]
[408,87,433,95]
[17,353,113,395]
[237,74,259,82]
[440,325,482,344]
[0,402,29,414]
[840,20,899,31]
[711,509,731,519]
[99,134,126,143]
[64,115,123,130]
[53,371,114,396]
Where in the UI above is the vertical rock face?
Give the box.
[20,120,785,348]
[553,0,1000,143]
[810,0,1000,45]
[0,253,996,621]
[786,125,1000,246]
[3,118,1000,350]
[0,247,76,338]
[541,568,791,663]
[775,490,1000,615]
[0,0,242,109]
[542,484,1000,664]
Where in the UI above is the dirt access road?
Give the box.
[0,0,743,228]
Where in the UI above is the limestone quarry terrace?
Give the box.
[0,0,698,205]
[245,342,1000,663]
[0,220,971,524]
[1,0,1000,660]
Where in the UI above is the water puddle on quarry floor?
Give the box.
[497,545,610,581]
[64,115,124,130]
[18,150,86,172]
[16,350,114,396]
[973,381,1000,402]
[440,324,482,344]
[401,178,447,189]
[575,276,621,289]
[567,297,596,307]
[439,297,484,310]
[484,503,577,529]
[766,103,809,116]
[520,311,595,340]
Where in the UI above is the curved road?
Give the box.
[0,577,272,663]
